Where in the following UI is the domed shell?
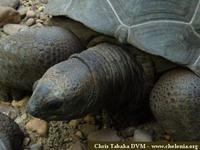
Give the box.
[46,0,200,75]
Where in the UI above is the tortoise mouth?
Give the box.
[36,113,76,121]
[27,100,74,121]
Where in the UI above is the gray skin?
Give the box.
[150,68,200,141]
[0,113,24,150]
[27,43,147,122]
[0,26,83,101]
[27,40,175,124]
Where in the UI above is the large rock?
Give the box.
[0,6,20,27]
[0,0,20,8]
[3,24,28,35]
[25,118,48,137]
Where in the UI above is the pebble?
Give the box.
[164,134,171,141]
[39,0,48,4]
[0,104,19,119]
[80,124,99,137]
[133,129,153,142]
[37,6,44,12]
[68,119,80,128]
[39,13,47,20]
[31,23,43,28]
[0,30,7,38]
[120,127,136,138]
[30,143,43,150]
[35,19,43,24]
[18,7,28,18]
[15,113,27,126]
[3,24,28,35]
[70,141,87,150]
[23,137,31,146]
[0,6,20,27]
[12,97,29,107]
[87,128,121,141]
[0,0,20,8]
[75,131,84,139]
[26,10,36,18]
[26,118,48,137]
[83,115,95,124]
[26,18,35,26]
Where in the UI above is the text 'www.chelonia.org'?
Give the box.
[88,142,199,150]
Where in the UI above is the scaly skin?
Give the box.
[150,68,200,140]
[0,26,83,101]
[27,43,147,123]
[0,113,24,150]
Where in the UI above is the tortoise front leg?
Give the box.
[150,68,200,141]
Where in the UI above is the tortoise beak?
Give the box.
[27,85,51,117]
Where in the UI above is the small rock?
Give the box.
[23,137,31,146]
[70,141,86,150]
[83,115,95,124]
[0,30,7,38]
[35,19,43,24]
[12,97,29,107]
[26,10,36,18]
[15,113,27,125]
[21,113,27,120]
[37,6,44,12]
[39,13,47,20]
[68,119,79,128]
[39,0,48,4]
[30,143,43,150]
[119,126,136,138]
[75,131,84,139]
[15,116,24,125]
[0,104,19,119]
[3,24,28,35]
[25,118,48,136]
[0,0,19,8]
[0,6,20,27]
[134,129,152,142]
[26,18,35,26]
[88,128,121,141]
[31,23,43,28]
[80,124,99,137]
[18,7,28,18]
[164,134,171,141]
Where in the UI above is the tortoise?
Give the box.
[0,113,24,150]
[0,26,83,101]
[27,0,200,140]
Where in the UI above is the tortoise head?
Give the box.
[27,59,96,121]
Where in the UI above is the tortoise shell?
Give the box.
[46,0,200,75]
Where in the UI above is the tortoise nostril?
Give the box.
[45,100,63,110]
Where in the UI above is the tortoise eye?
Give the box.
[44,100,63,110]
